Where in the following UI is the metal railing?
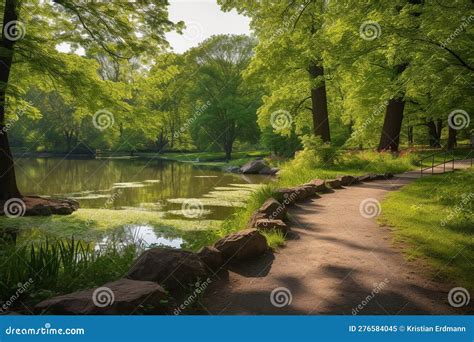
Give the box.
[419,148,473,176]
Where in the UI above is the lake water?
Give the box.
[10,157,272,249]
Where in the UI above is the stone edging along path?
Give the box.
[32,172,394,315]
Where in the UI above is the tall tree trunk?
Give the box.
[447,126,457,150]
[377,63,408,152]
[426,120,442,148]
[378,1,422,152]
[0,0,22,201]
[377,97,405,152]
[407,125,414,145]
[308,63,331,142]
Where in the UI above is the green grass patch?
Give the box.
[0,238,143,309]
[380,168,473,290]
[261,229,286,250]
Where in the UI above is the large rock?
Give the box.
[337,175,359,186]
[35,279,168,315]
[357,174,375,182]
[126,248,207,292]
[197,246,224,273]
[214,229,268,261]
[0,196,79,217]
[309,179,330,192]
[247,197,287,228]
[326,179,342,189]
[259,166,279,175]
[258,198,287,220]
[254,219,288,233]
[274,185,316,204]
[225,166,242,174]
[240,160,268,174]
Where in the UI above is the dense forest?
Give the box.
[0,0,472,200]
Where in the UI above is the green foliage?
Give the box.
[261,229,286,250]
[294,135,341,168]
[381,169,474,290]
[186,35,261,158]
[0,237,143,305]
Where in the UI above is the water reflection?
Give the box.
[11,157,271,250]
[15,158,270,221]
[96,225,185,250]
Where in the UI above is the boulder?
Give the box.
[35,279,168,315]
[326,179,343,189]
[301,184,321,198]
[247,197,288,228]
[258,198,287,220]
[240,160,268,174]
[259,166,279,175]
[357,174,374,182]
[225,166,242,174]
[214,229,268,261]
[254,219,288,233]
[197,246,224,272]
[0,196,79,217]
[274,185,316,204]
[126,248,207,292]
[309,179,330,192]
[274,188,300,205]
[337,175,359,186]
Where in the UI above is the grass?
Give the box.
[220,147,472,249]
[261,229,286,250]
[0,237,144,309]
[380,168,473,290]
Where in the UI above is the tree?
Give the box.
[0,0,179,200]
[220,0,333,143]
[187,35,260,160]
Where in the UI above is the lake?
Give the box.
[5,157,273,250]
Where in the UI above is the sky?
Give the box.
[165,0,252,53]
[56,1,251,55]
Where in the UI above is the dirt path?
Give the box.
[200,161,472,315]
